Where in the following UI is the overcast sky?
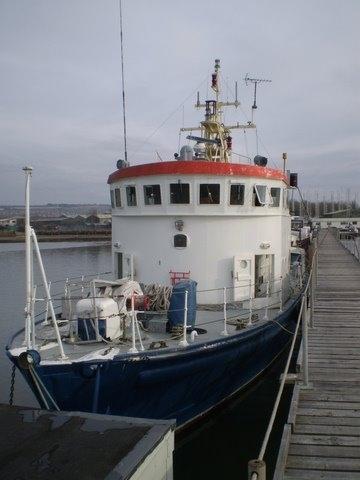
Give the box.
[1,0,359,204]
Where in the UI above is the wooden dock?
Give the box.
[275,230,360,480]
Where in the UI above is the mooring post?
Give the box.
[248,459,266,480]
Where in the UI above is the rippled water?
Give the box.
[0,241,293,480]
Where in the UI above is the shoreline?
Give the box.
[0,234,111,243]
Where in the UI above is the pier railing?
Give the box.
[339,234,360,261]
[248,240,318,480]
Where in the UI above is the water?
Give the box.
[0,241,112,406]
[0,242,293,479]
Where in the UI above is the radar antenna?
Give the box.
[244,74,272,122]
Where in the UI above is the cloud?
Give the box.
[0,0,359,203]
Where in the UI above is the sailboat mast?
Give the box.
[119,0,128,164]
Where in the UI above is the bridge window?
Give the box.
[270,188,281,207]
[230,184,245,205]
[110,190,115,208]
[199,184,220,204]
[114,188,121,207]
[253,185,267,206]
[126,186,137,206]
[144,185,161,205]
[170,183,190,204]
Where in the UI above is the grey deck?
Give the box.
[0,404,174,480]
[275,230,360,480]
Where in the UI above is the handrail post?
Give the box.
[279,276,283,313]
[221,287,229,336]
[310,269,315,328]
[248,295,253,326]
[301,294,311,388]
[179,290,189,347]
[128,293,138,353]
[248,460,266,480]
[298,264,303,288]
[263,281,269,321]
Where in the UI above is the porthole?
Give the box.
[174,234,188,248]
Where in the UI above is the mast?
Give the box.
[23,166,33,349]
[180,59,255,163]
[119,0,128,164]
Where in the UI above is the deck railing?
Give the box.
[28,267,305,357]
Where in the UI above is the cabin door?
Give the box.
[233,255,252,301]
[254,254,274,298]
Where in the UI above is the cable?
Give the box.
[131,74,208,157]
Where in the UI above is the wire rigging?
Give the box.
[131,74,209,158]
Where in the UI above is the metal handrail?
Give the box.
[249,246,318,480]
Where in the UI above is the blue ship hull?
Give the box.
[8,296,300,428]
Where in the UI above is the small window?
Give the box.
[170,183,190,204]
[253,185,267,206]
[110,190,115,208]
[270,188,281,207]
[174,234,187,248]
[126,186,137,206]
[199,184,220,204]
[144,185,161,205]
[353,221,358,225]
[230,184,245,205]
[114,188,121,207]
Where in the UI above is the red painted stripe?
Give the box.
[107,161,287,184]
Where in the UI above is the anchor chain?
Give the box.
[9,364,16,405]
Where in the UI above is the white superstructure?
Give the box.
[108,60,291,305]
[109,165,290,304]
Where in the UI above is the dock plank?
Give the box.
[278,230,360,479]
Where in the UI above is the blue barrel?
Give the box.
[168,280,197,329]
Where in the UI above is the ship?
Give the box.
[7,60,305,428]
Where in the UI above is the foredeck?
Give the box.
[275,230,360,479]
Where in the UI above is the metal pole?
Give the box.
[248,295,253,326]
[23,166,33,350]
[128,293,138,353]
[31,285,37,348]
[31,229,67,359]
[310,270,315,328]
[301,294,309,387]
[135,311,145,351]
[221,287,229,336]
[279,276,283,313]
[179,290,189,347]
[43,282,51,326]
[91,280,100,342]
[263,281,269,321]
